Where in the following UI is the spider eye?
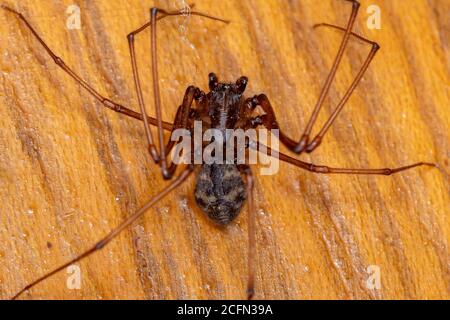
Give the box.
[208,73,218,90]
[236,76,248,93]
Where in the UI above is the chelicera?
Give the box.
[2,1,435,300]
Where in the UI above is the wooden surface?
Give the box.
[0,0,449,300]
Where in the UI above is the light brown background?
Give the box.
[0,0,448,299]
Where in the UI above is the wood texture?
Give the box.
[0,0,449,300]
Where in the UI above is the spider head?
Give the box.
[208,73,248,95]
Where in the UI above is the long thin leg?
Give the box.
[147,7,228,178]
[297,0,360,153]
[251,29,379,152]
[126,11,190,162]
[0,5,175,131]
[128,21,160,163]
[11,165,194,300]
[238,165,256,300]
[249,141,436,175]
[304,24,380,152]
[245,2,378,154]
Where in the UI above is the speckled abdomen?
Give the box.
[194,164,247,225]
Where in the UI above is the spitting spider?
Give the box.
[2,0,436,300]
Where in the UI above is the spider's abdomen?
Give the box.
[195,164,247,225]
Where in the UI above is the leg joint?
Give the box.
[95,239,107,250]
[53,56,64,66]
[162,168,173,180]
[310,164,329,173]
[350,0,361,10]
[150,7,160,16]
[103,98,122,112]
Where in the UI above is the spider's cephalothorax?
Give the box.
[204,72,248,131]
[194,73,249,225]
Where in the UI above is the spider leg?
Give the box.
[297,0,361,153]
[0,5,173,131]
[238,165,256,300]
[11,165,194,300]
[146,7,228,178]
[163,86,203,179]
[249,141,436,175]
[244,94,300,149]
[126,10,197,162]
[303,24,380,152]
[245,3,380,155]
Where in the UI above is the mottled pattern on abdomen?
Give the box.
[195,164,247,225]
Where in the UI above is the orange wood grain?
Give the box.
[0,0,448,299]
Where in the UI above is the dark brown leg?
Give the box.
[303,24,380,152]
[249,25,379,149]
[11,165,194,300]
[246,2,380,154]
[0,5,174,132]
[126,11,195,163]
[249,141,436,175]
[244,94,299,149]
[128,20,160,163]
[238,165,256,300]
[146,8,228,178]
[163,86,203,178]
[297,0,361,153]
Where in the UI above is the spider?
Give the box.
[2,0,435,300]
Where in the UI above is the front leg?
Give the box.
[243,0,362,154]
[243,12,379,154]
[244,95,300,152]
[162,86,204,179]
[1,5,174,132]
